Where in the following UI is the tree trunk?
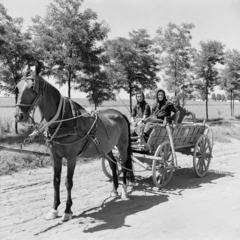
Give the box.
[205,80,209,120]
[174,60,177,96]
[129,81,133,114]
[68,71,71,99]
[231,90,233,116]
[233,90,235,116]
[15,93,18,134]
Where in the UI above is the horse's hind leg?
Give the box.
[45,153,62,220]
[62,156,77,222]
[117,146,130,199]
[107,151,119,197]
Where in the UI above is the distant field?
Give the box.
[1,97,240,120]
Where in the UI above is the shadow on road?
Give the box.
[160,167,234,194]
[73,176,168,233]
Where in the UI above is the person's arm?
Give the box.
[131,105,137,124]
[173,110,180,125]
[143,104,151,119]
[170,104,180,126]
[183,108,196,123]
[152,103,157,114]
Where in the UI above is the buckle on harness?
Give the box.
[91,136,100,145]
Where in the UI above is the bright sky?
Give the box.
[1,0,240,98]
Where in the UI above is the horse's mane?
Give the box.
[39,74,86,113]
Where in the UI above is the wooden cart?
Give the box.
[102,121,213,188]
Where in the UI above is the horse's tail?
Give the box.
[122,114,135,182]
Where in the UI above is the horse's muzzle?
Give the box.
[15,113,28,122]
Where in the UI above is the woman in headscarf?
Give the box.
[131,91,151,136]
[143,89,180,140]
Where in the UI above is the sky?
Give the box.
[1,0,240,98]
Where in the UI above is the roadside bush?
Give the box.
[0,117,13,134]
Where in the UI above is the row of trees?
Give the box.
[1,0,240,121]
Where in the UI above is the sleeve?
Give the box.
[131,105,137,118]
[152,103,157,113]
[183,107,192,116]
[144,104,151,117]
[171,103,178,113]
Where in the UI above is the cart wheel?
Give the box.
[193,135,212,177]
[101,147,121,179]
[152,141,174,188]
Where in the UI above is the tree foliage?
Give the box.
[0,3,34,94]
[0,3,35,133]
[104,29,160,112]
[75,70,115,109]
[29,0,109,98]
[220,49,240,116]
[194,40,224,119]
[154,22,196,100]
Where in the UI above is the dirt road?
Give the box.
[1,138,240,240]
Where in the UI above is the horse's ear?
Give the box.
[35,60,42,75]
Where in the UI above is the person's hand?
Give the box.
[137,119,143,126]
[172,123,179,128]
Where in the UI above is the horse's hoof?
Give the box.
[61,212,73,222]
[110,191,118,197]
[45,209,58,220]
[121,192,129,199]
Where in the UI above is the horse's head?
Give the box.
[15,61,43,122]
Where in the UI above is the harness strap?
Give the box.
[29,95,64,140]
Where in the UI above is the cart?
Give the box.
[102,121,213,188]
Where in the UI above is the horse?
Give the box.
[14,61,134,221]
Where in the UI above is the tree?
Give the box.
[221,94,226,101]
[75,70,115,110]
[104,29,160,112]
[211,93,216,101]
[154,22,196,100]
[0,3,34,133]
[194,40,224,120]
[30,0,109,98]
[219,49,240,116]
[216,93,221,101]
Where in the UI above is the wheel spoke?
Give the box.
[202,159,207,170]
[196,157,200,168]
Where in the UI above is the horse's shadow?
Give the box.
[74,176,168,232]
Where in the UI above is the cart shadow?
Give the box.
[159,167,235,194]
[73,176,168,233]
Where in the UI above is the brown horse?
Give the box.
[15,61,134,221]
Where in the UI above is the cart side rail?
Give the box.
[147,123,207,153]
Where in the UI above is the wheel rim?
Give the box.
[152,141,174,188]
[193,135,212,177]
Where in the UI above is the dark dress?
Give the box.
[144,100,178,136]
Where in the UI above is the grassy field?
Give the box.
[0,97,240,176]
[1,97,240,120]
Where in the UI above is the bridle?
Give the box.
[15,72,46,119]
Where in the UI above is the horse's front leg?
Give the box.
[62,156,77,222]
[107,151,119,197]
[45,153,62,220]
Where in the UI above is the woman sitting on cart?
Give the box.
[141,89,180,141]
[130,91,151,137]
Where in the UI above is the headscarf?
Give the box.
[135,91,146,105]
[155,89,167,103]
